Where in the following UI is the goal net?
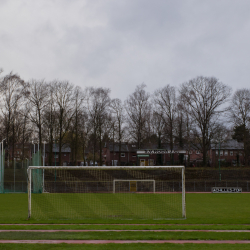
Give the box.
[28,166,185,220]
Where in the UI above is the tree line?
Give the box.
[1,69,249,167]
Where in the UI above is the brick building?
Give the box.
[102,142,186,166]
[8,143,71,166]
[209,139,245,166]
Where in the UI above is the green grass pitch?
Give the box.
[31,193,182,220]
[0,193,250,249]
[0,193,250,224]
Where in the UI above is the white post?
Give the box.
[2,140,5,193]
[182,167,186,218]
[0,140,2,193]
[32,141,35,155]
[43,142,45,193]
[28,167,32,219]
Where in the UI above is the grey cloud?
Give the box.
[1,0,250,99]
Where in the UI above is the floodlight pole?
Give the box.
[219,141,221,181]
[54,140,57,182]
[32,141,35,155]
[0,139,5,194]
[0,140,1,193]
[43,142,45,193]
[28,167,31,219]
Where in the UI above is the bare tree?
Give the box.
[0,72,27,166]
[179,76,231,166]
[151,111,165,165]
[228,89,250,164]
[110,98,126,166]
[53,81,75,166]
[87,87,111,166]
[125,84,150,150]
[26,79,49,152]
[67,86,86,165]
[154,85,177,164]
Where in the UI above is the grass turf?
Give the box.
[0,231,250,240]
[1,193,250,224]
[31,193,182,220]
[2,224,250,230]
[1,193,250,249]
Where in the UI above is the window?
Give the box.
[196,151,200,154]
[132,154,136,157]
[230,151,233,156]
[220,150,223,156]
[224,150,228,156]
[121,153,125,157]
[54,154,58,158]
[215,150,218,155]
[64,154,66,156]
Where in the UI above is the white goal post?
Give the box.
[27,165,186,220]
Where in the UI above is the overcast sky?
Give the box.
[1,0,250,100]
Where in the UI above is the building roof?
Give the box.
[108,143,129,152]
[106,142,185,152]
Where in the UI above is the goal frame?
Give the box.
[27,165,186,219]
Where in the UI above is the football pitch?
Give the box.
[0,193,250,249]
[31,193,182,220]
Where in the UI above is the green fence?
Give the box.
[2,150,42,193]
[31,150,43,193]
[3,159,29,193]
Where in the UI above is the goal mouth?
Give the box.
[113,179,156,193]
[27,166,186,220]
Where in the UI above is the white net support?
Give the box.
[27,166,186,220]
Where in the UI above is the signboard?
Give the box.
[211,187,242,193]
[137,149,186,155]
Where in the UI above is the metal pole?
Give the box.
[54,140,56,166]
[43,142,45,193]
[14,158,15,193]
[182,167,186,218]
[28,167,32,219]
[219,141,221,181]
[54,140,56,181]
[43,142,45,166]
[32,141,35,155]
[1,139,6,193]
[0,140,2,193]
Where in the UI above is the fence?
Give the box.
[3,160,29,193]
[1,150,41,193]
[2,166,250,193]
